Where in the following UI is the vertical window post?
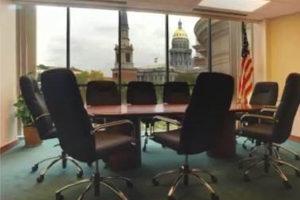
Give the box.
[118,10,122,88]
[165,14,169,82]
[66,7,70,69]
[207,18,212,72]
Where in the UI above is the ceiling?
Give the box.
[13,0,300,21]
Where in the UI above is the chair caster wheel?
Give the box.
[243,174,250,182]
[77,171,83,178]
[37,175,44,183]
[211,193,219,200]
[152,179,159,186]
[295,170,300,177]
[56,193,64,200]
[87,163,93,167]
[242,144,247,150]
[126,181,133,188]
[284,181,292,189]
[264,164,270,173]
[31,165,38,172]
[142,147,146,152]
[168,196,176,200]
[211,175,218,183]
[295,155,300,161]
[238,162,243,169]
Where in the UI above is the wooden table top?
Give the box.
[87,102,263,117]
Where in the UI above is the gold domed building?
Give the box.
[170,20,192,69]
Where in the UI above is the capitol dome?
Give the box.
[170,20,192,69]
[172,20,188,40]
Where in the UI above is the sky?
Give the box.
[37,6,200,77]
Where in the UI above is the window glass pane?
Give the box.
[211,19,231,74]
[70,8,118,85]
[116,11,166,103]
[211,20,253,96]
[36,5,67,80]
[169,15,207,85]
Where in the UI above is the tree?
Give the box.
[175,73,197,84]
[88,70,104,81]
[75,71,89,84]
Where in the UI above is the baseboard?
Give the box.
[0,139,19,154]
[289,135,300,143]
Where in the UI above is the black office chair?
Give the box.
[86,81,121,106]
[150,72,234,200]
[19,75,83,183]
[86,80,121,124]
[41,69,135,200]
[236,82,278,149]
[238,73,300,189]
[163,82,190,104]
[127,81,157,152]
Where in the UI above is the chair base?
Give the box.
[31,151,83,183]
[239,143,300,188]
[55,161,133,200]
[152,156,219,200]
[246,142,300,161]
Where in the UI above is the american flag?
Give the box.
[238,22,254,103]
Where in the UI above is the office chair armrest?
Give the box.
[35,113,51,121]
[151,116,182,127]
[92,119,136,139]
[240,113,278,124]
[260,107,277,115]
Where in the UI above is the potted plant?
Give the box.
[14,95,42,147]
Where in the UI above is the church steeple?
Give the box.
[120,11,130,46]
[120,11,129,30]
[112,11,137,82]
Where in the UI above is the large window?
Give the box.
[36,6,67,80]
[169,15,205,85]
[70,8,118,84]
[116,11,166,84]
[116,11,166,103]
[34,6,253,100]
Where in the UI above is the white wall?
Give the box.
[0,0,18,147]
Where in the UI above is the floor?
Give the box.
[1,138,300,200]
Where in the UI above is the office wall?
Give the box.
[266,12,300,137]
[0,0,18,148]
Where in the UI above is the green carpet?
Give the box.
[1,138,300,200]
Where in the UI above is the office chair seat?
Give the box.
[95,131,135,158]
[240,124,273,142]
[152,129,180,151]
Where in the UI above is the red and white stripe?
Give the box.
[238,54,254,103]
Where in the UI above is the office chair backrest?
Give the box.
[86,81,121,106]
[180,72,234,154]
[19,75,56,140]
[163,82,190,104]
[127,81,157,105]
[41,69,95,163]
[250,82,278,105]
[273,73,300,143]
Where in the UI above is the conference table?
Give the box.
[87,103,262,170]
